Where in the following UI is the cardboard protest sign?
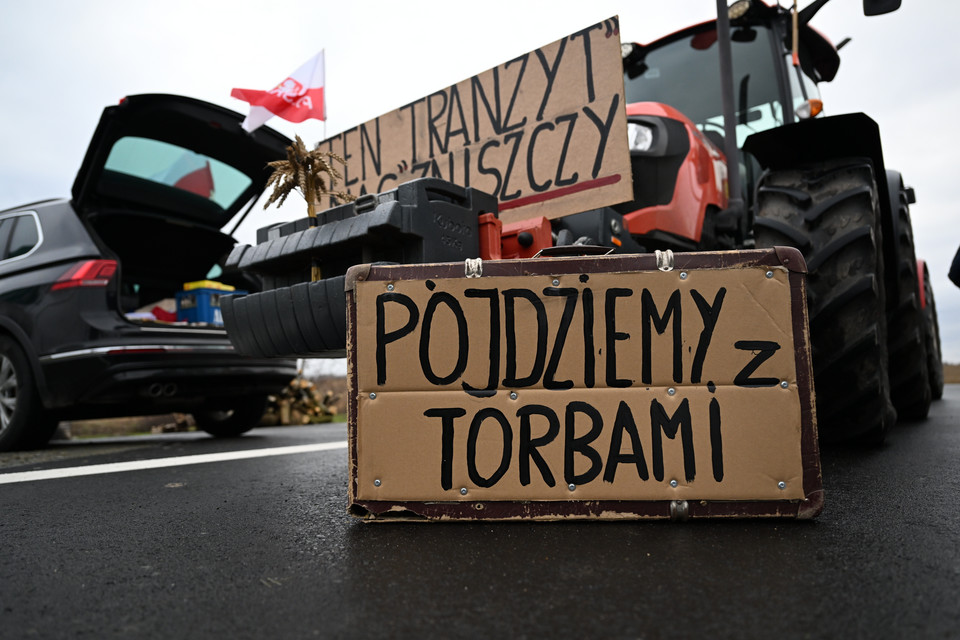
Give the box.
[346,248,823,521]
[317,17,632,224]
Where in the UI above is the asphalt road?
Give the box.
[2,387,959,639]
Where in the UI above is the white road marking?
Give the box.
[0,441,348,485]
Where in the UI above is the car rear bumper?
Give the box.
[38,342,297,418]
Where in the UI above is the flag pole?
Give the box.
[322,48,327,141]
[313,48,325,284]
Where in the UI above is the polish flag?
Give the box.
[231,50,326,132]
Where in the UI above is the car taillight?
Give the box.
[52,260,117,290]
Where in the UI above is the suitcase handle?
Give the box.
[354,193,378,214]
[533,245,614,258]
[423,181,469,207]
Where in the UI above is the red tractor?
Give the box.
[605,0,942,442]
[225,0,942,444]
[481,0,941,443]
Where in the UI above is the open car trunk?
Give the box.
[68,94,291,327]
[86,209,257,325]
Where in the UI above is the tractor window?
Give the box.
[624,25,785,147]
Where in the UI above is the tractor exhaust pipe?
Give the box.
[716,0,744,217]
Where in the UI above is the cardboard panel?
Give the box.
[355,387,804,502]
[356,267,796,393]
[316,17,632,224]
[347,249,821,520]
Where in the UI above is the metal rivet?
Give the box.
[765,271,774,279]
[510,391,518,400]
[552,279,560,287]
[670,479,679,488]
[679,272,688,280]
[667,388,676,396]
[387,283,395,291]
[460,488,468,495]
[568,483,576,491]
[780,380,789,389]
[778,481,787,490]
[374,479,381,487]
[369,392,377,400]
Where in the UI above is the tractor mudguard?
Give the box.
[743,113,885,178]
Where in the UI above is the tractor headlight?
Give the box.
[627,122,655,152]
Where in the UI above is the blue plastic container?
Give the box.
[175,289,245,325]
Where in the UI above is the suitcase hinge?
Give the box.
[465,258,483,278]
[656,249,675,272]
[670,499,689,521]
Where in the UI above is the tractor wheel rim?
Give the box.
[0,355,18,434]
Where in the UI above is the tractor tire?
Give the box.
[920,262,944,400]
[885,181,930,420]
[194,395,268,438]
[753,158,896,444]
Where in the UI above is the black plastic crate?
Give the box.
[222,178,498,358]
[226,178,498,287]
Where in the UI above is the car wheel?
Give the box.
[0,336,49,451]
[193,395,268,438]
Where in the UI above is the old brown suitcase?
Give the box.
[345,247,822,521]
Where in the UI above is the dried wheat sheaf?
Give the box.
[263,135,355,214]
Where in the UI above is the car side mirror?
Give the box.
[863,0,901,16]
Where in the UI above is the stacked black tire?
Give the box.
[753,158,941,444]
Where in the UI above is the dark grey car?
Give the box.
[0,94,297,451]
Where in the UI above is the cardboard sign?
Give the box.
[346,249,822,520]
[317,17,632,224]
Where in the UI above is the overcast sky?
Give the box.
[3,0,959,366]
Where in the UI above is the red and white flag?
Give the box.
[231,51,326,132]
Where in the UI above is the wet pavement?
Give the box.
[1,387,958,638]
